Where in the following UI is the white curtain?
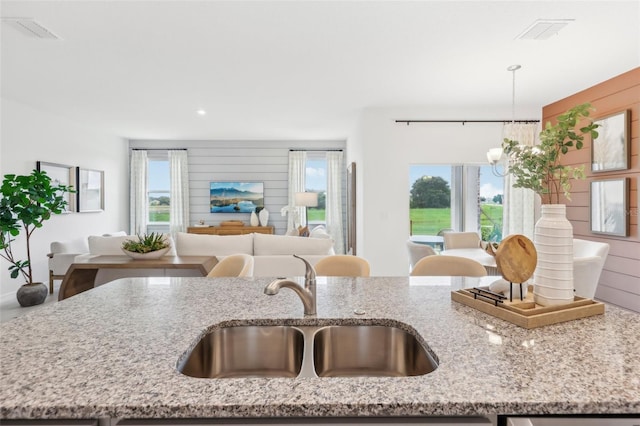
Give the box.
[326,151,345,254]
[169,150,190,236]
[130,150,148,235]
[502,123,539,239]
[287,151,307,231]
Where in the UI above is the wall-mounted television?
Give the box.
[210,182,264,213]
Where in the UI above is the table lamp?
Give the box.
[295,192,318,226]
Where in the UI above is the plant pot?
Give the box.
[122,246,171,259]
[16,282,48,307]
[533,204,574,306]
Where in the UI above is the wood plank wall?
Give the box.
[542,67,639,312]
[130,140,346,238]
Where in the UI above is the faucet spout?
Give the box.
[263,255,317,316]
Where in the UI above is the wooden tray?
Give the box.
[451,286,605,329]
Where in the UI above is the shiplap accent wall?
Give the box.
[129,140,346,238]
[545,67,639,312]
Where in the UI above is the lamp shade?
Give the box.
[295,192,318,207]
[486,148,503,164]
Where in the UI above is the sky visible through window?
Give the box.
[306,159,327,191]
[149,160,169,192]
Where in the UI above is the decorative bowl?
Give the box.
[122,246,170,259]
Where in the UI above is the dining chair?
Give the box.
[410,255,487,277]
[406,240,437,271]
[314,255,371,277]
[442,231,481,250]
[207,254,254,277]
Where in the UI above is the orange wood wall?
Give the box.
[542,67,639,312]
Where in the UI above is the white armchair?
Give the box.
[573,238,610,299]
[48,237,89,294]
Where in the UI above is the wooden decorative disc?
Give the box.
[495,234,537,283]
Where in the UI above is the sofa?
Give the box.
[50,229,335,287]
[47,231,126,293]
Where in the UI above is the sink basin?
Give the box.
[178,325,304,378]
[178,323,437,379]
[313,325,437,377]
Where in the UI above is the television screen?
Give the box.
[210,182,264,213]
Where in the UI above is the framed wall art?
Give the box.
[591,110,630,172]
[77,168,104,212]
[36,161,76,213]
[209,181,264,213]
[590,178,629,237]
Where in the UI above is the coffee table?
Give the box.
[59,255,218,301]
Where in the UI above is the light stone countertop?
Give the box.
[1,275,639,420]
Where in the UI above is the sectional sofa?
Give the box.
[49,229,335,288]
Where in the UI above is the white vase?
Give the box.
[533,204,574,306]
[250,211,259,226]
[259,208,269,226]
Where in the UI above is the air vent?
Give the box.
[1,17,61,39]
[516,19,573,40]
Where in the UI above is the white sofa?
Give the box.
[47,231,126,293]
[53,230,335,287]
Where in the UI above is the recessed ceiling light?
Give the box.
[516,19,574,40]
[196,109,206,116]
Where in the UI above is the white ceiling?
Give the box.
[1,1,639,141]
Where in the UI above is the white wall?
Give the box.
[0,98,129,299]
[351,106,541,276]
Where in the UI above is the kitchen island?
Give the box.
[1,276,639,423]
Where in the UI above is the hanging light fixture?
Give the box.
[488,64,521,177]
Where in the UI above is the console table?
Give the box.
[187,225,274,235]
[58,255,217,301]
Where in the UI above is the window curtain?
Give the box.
[130,150,148,235]
[287,151,307,231]
[169,150,190,236]
[326,151,345,254]
[502,123,539,239]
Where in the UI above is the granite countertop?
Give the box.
[1,275,639,420]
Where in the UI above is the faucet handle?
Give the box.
[293,254,316,282]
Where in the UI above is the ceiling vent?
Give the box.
[1,17,61,39]
[516,19,573,40]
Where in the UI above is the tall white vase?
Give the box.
[250,211,259,226]
[533,204,574,306]
[259,208,269,226]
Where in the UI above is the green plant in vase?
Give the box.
[0,170,74,306]
[122,232,170,253]
[502,102,600,204]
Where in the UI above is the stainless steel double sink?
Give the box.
[178,324,438,379]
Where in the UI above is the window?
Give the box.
[409,164,503,242]
[148,158,170,227]
[305,154,327,225]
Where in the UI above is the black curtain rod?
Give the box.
[289,149,344,152]
[131,148,188,151]
[396,119,540,125]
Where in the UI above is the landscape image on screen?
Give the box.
[210,182,264,213]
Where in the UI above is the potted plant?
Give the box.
[0,170,74,307]
[121,232,171,259]
[502,102,600,204]
[501,103,600,306]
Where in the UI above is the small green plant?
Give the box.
[0,170,74,283]
[122,232,170,253]
[502,103,600,204]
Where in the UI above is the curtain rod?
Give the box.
[289,149,344,152]
[131,148,188,151]
[395,119,540,125]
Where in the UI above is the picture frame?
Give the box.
[591,110,630,172]
[77,168,104,212]
[209,181,264,213]
[590,178,629,237]
[36,161,76,213]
